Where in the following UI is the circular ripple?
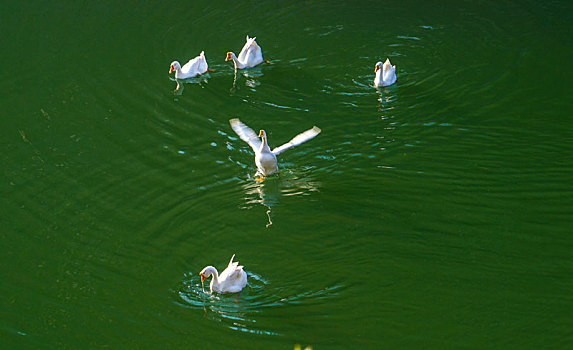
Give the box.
[175,271,344,335]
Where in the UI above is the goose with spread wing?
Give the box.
[229,118,321,177]
[199,254,247,294]
[226,35,265,70]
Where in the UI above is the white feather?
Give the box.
[374,58,397,87]
[170,51,209,79]
[229,118,321,177]
[227,35,264,69]
[272,126,321,155]
[200,254,248,294]
[229,118,261,153]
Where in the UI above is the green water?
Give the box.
[1,0,572,348]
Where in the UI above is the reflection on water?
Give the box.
[239,171,321,228]
[230,66,264,94]
[376,86,398,115]
[242,179,279,227]
[3,0,570,348]
[277,169,321,197]
[171,73,211,95]
[176,271,343,336]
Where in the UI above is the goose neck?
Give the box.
[230,53,245,69]
[206,266,220,283]
[259,135,271,152]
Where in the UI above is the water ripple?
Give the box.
[175,272,344,335]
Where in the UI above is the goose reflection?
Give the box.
[376,86,398,120]
[230,66,264,94]
[241,171,321,227]
[171,73,211,95]
[242,179,279,227]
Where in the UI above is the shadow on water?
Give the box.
[175,271,344,336]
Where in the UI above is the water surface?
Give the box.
[1,0,572,349]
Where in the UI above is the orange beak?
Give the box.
[225,52,231,61]
[374,65,379,73]
[200,273,205,283]
[258,130,263,137]
[169,65,174,74]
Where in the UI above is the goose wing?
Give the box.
[181,58,200,75]
[238,35,256,63]
[230,118,261,153]
[197,51,208,74]
[244,41,262,66]
[219,254,243,281]
[272,126,321,155]
[180,51,208,76]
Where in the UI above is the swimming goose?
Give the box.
[169,51,209,79]
[374,58,396,87]
[229,118,321,177]
[226,35,264,69]
[199,254,247,294]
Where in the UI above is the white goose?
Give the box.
[200,254,247,294]
[169,51,209,79]
[230,118,321,177]
[374,58,397,87]
[226,35,265,69]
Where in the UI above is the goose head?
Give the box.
[374,61,383,74]
[169,61,181,74]
[199,266,217,282]
[258,129,271,152]
[225,52,235,62]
